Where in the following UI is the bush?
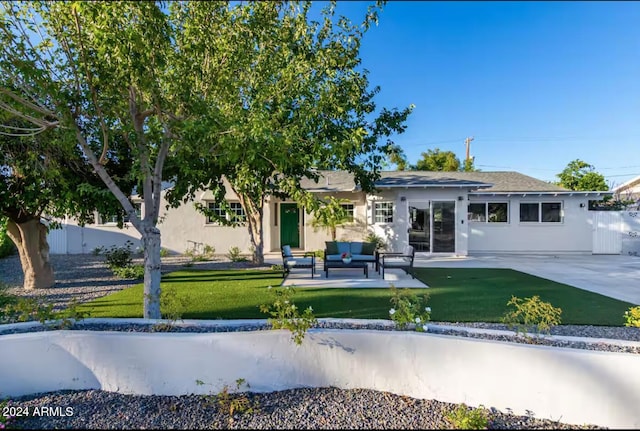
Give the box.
[160,247,170,258]
[388,284,431,331]
[445,404,490,430]
[0,218,16,259]
[227,246,248,262]
[111,264,144,280]
[364,231,387,251]
[501,295,562,337]
[104,241,134,269]
[259,285,317,345]
[624,306,640,328]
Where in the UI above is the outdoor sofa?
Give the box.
[324,241,379,272]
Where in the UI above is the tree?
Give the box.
[414,148,461,171]
[0,2,231,317]
[182,1,413,264]
[311,197,352,240]
[0,117,135,290]
[556,159,608,191]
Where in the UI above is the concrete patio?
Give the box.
[281,263,428,288]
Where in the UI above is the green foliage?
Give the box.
[270,264,284,271]
[104,241,135,269]
[111,264,144,280]
[259,285,317,345]
[311,197,352,240]
[160,247,170,258]
[501,295,562,337]
[313,249,325,259]
[556,159,608,191]
[91,246,105,256]
[388,284,431,331]
[0,218,16,259]
[215,378,258,422]
[414,148,461,171]
[0,296,88,328]
[227,246,248,262]
[624,306,640,328]
[364,231,387,251]
[0,397,15,429]
[445,404,490,430]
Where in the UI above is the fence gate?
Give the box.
[47,225,68,255]
[591,211,622,254]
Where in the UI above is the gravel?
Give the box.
[1,254,635,429]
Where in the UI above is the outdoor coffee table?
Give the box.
[324,260,368,278]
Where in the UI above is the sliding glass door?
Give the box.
[408,201,456,253]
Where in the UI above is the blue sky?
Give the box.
[325,1,640,187]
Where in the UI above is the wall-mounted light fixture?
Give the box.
[400,196,406,202]
[457,196,464,201]
[579,203,585,208]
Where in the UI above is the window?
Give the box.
[468,202,508,223]
[374,202,393,223]
[468,203,486,222]
[519,202,562,223]
[341,203,355,222]
[206,201,246,224]
[206,202,227,224]
[229,202,246,222]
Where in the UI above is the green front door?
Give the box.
[280,203,300,248]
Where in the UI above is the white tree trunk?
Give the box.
[142,225,162,319]
[6,218,55,290]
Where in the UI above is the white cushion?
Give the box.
[282,245,292,257]
[403,245,414,256]
[285,257,313,267]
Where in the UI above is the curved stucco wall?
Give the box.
[1,328,640,429]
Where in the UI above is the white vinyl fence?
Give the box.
[591,210,640,255]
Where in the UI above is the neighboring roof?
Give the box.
[612,175,640,193]
[300,170,576,193]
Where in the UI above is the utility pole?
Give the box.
[464,136,474,162]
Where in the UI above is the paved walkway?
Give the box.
[265,253,640,304]
[282,264,428,289]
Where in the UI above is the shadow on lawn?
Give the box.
[162,270,280,283]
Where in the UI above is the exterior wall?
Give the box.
[468,195,592,254]
[49,217,142,255]
[368,188,470,255]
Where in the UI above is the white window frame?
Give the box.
[373,201,394,224]
[205,201,246,225]
[340,203,355,222]
[519,202,563,223]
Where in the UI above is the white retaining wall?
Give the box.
[1,329,640,428]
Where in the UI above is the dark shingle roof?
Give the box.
[299,170,568,193]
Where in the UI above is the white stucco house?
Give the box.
[47,170,613,256]
[612,175,640,209]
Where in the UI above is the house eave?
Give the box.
[468,191,612,197]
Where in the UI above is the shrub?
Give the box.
[160,247,170,258]
[388,284,431,332]
[227,246,248,262]
[364,231,387,251]
[0,218,16,259]
[203,244,215,257]
[215,378,258,422]
[104,241,134,269]
[624,306,640,328]
[313,249,325,259]
[501,295,562,337]
[160,285,189,323]
[259,285,317,345]
[445,404,489,430]
[91,246,104,256]
[270,264,283,271]
[0,296,88,328]
[111,264,145,280]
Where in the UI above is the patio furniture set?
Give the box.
[281,241,415,280]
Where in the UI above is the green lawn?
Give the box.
[79,268,635,326]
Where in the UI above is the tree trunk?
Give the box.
[142,225,162,319]
[246,208,264,265]
[5,218,55,290]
